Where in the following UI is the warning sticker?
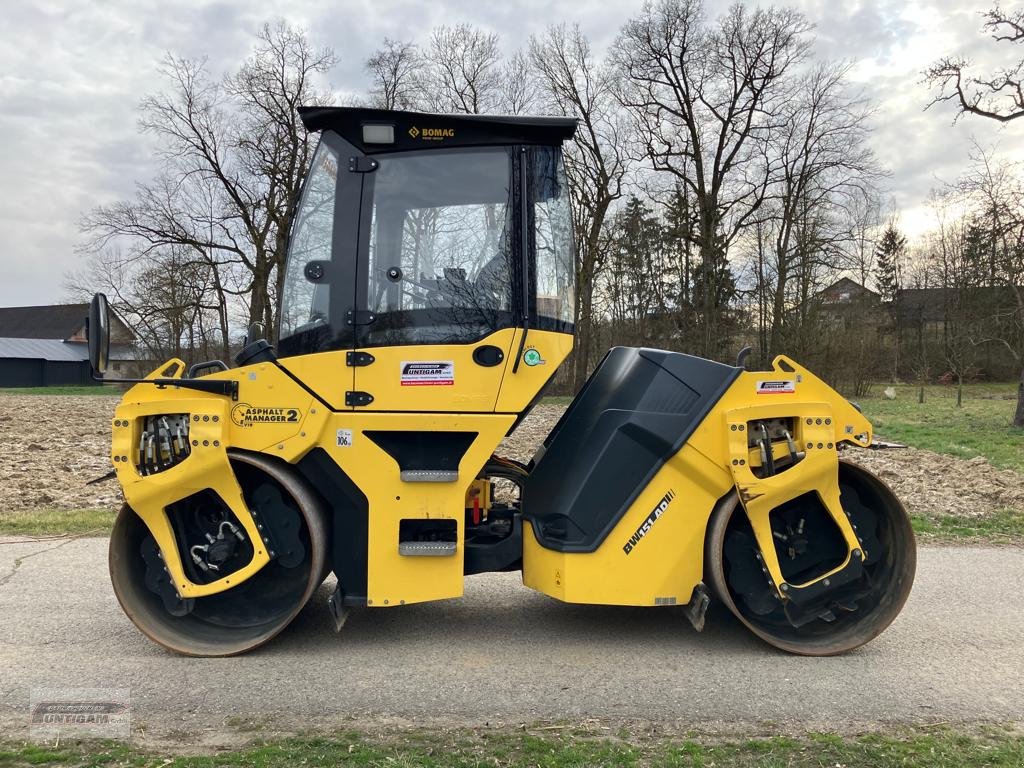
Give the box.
[400,361,454,386]
[756,380,796,395]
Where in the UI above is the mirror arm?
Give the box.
[91,374,240,401]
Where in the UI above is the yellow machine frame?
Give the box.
[98,105,913,658]
[112,337,870,610]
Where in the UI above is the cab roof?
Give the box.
[298,106,578,153]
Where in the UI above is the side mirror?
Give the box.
[88,293,110,376]
[243,322,265,347]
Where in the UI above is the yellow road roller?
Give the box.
[87,107,915,657]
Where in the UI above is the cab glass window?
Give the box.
[280,142,337,339]
[364,148,515,346]
[529,148,574,330]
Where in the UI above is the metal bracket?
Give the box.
[346,350,376,367]
[683,583,711,632]
[153,377,239,401]
[345,308,377,327]
[328,584,350,632]
[348,156,379,173]
[345,391,374,407]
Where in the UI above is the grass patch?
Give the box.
[0,507,115,536]
[0,385,122,396]
[856,383,1024,473]
[0,726,1022,767]
[548,382,1024,472]
[912,507,1024,544]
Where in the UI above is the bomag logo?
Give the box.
[622,489,676,555]
[409,126,455,141]
[230,403,301,427]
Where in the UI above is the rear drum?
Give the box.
[706,460,916,655]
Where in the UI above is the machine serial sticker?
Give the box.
[230,403,301,427]
[336,429,353,448]
[623,490,676,555]
[400,361,454,386]
[756,380,796,395]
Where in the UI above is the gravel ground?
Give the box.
[0,394,121,513]
[846,447,1024,518]
[1,394,1021,519]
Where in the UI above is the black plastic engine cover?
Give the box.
[522,347,740,553]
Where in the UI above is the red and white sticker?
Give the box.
[400,361,455,386]
[756,379,796,394]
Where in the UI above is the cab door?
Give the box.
[350,146,522,413]
[274,132,366,410]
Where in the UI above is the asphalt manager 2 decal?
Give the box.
[623,489,676,555]
[230,404,301,427]
[400,361,455,386]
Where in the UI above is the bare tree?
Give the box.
[501,50,537,115]
[67,246,226,367]
[530,23,632,389]
[847,187,884,288]
[763,62,880,359]
[925,4,1024,123]
[416,24,503,114]
[930,208,986,407]
[957,149,1024,424]
[365,38,420,110]
[80,22,334,346]
[612,0,813,357]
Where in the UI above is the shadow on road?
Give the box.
[264,579,769,659]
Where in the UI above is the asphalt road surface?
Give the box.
[1,537,1021,736]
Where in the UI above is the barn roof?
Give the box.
[0,338,89,362]
[0,304,89,340]
[816,277,880,303]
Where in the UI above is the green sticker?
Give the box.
[523,348,544,366]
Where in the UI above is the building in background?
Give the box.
[814,278,882,327]
[0,304,138,387]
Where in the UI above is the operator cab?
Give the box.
[278,108,578,391]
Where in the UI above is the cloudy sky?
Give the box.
[1,0,1021,306]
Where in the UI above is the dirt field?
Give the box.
[1,394,1022,520]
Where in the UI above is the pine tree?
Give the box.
[874,224,906,304]
[662,183,697,314]
[606,197,667,343]
[874,223,907,380]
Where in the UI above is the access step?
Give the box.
[400,470,459,483]
[398,541,457,557]
[398,518,457,556]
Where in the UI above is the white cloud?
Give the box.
[0,0,1020,305]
